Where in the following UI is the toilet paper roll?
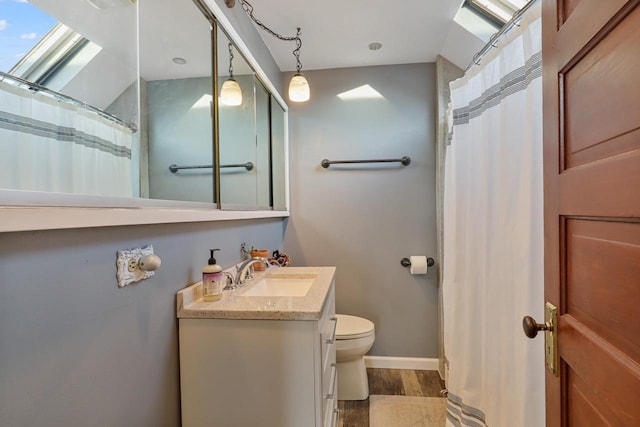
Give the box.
[409,256,429,275]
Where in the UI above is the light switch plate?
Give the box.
[116,245,155,288]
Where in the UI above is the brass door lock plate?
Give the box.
[545,302,558,376]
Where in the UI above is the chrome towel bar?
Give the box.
[169,162,254,173]
[321,156,411,168]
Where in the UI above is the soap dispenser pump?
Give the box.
[202,249,223,302]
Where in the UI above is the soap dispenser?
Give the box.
[202,249,223,302]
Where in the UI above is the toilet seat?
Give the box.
[336,314,375,340]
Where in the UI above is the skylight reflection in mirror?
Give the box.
[0,1,57,72]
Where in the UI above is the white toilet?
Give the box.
[335,314,376,400]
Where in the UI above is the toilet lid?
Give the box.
[335,314,375,339]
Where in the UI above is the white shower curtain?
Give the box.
[442,3,545,426]
[0,79,133,197]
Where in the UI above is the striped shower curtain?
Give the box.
[442,3,545,426]
[0,79,133,197]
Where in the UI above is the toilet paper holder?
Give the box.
[401,257,435,268]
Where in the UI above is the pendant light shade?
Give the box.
[289,73,310,103]
[229,1,311,102]
[220,42,242,106]
[220,78,243,106]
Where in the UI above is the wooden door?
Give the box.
[541,0,640,425]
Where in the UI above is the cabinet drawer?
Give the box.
[324,404,339,427]
[322,360,337,400]
[318,287,336,334]
[322,340,335,375]
[324,407,339,427]
[323,366,338,427]
[321,317,337,365]
[320,288,337,374]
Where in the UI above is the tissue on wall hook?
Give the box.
[400,256,435,275]
[409,256,429,274]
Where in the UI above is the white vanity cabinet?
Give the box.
[178,274,337,427]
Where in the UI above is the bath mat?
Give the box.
[369,395,447,427]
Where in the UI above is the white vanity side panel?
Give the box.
[179,318,317,427]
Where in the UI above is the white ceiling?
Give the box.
[24,0,485,110]
[229,0,469,71]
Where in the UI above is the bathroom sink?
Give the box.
[242,276,315,297]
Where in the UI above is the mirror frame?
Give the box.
[0,0,290,232]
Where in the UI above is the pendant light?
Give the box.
[287,28,310,102]
[220,43,243,106]
[228,0,311,103]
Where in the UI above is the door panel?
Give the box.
[559,152,640,216]
[543,0,640,426]
[566,220,640,362]
[561,317,640,426]
[563,6,640,168]
[559,0,583,25]
[555,0,630,67]
[566,370,610,426]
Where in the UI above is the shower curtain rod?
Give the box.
[465,0,539,71]
[0,71,137,132]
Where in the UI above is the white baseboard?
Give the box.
[364,356,440,371]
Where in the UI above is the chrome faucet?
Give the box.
[223,257,270,290]
[221,271,236,290]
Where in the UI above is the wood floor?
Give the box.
[337,369,446,427]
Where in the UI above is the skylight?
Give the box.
[465,0,528,26]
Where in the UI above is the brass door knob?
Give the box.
[522,316,552,338]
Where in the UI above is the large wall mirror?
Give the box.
[0,0,288,213]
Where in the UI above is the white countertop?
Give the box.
[176,266,336,320]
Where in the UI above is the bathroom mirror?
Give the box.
[0,0,288,215]
[216,26,288,211]
[217,27,269,209]
[141,0,216,203]
[271,98,287,211]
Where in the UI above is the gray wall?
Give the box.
[0,4,288,425]
[283,64,439,358]
[0,219,284,427]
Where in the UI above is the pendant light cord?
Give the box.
[228,42,235,77]
[239,0,303,73]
